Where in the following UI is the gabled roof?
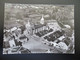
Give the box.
[32,23,46,30]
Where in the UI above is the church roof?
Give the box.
[32,23,46,30]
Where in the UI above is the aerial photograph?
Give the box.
[3,3,74,54]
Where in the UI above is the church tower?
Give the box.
[40,15,44,24]
[24,20,32,35]
[25,20,31,28]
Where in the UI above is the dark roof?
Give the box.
[19,35,27,40]
[32,23,46,30]
[19,25,26,31]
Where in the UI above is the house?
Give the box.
[9,38,16,47]
[55,42,68,53]
[47,20,61,32]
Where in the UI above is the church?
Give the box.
[24,15,49,35]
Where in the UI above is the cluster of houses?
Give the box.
[3,15,74,54]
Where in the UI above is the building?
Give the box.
[40,15,44,24]
[47,20,61,32]
[32,15,48,34]
[24,20,33,35]
[24,15,48,35]
[9,38,16,47]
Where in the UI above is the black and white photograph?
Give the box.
[3,3,74,54]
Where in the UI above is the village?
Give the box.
[3,4,74,54]
[3,15,74,54]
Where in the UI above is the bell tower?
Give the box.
[40,15,44,24]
